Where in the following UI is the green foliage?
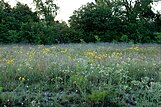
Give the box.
[88,90,107,101]
[69,0,160,43]
[121,35,129,42]
[54,21,84,43]
[88,90,108,106]
[0,1,77,44]
[80,39,86,43]
[20,21,57,44]
[0,0,161,44]
[69,2,123,42]
[0,1,40,43]
[155,32,161,44]
[12,2,39,23]
[33,0,59,23]
[130,77,161,107]
[94,35,101,43]
[155,13,161,31]
[0,87,2,92]
[0,0,85,44]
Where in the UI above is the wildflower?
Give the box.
[18,76,25,81]
[42,48,51,54]
[84,51,95,56]
[22,77,25,81]
[18,77,21,80]
[61,49,68,53]
[6,58,14,64]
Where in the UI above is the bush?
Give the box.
[120,35,129,43]
[155,32,161,44]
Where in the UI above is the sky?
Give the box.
[5,0,95,22]
[4,0,161,23]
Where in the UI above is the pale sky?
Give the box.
[4,0,161,23]
[5,0,95,22]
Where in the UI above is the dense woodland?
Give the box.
[0,0,161,44]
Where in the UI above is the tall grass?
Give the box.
[0,43,161,106]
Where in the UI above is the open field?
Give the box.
[0,43,161,107]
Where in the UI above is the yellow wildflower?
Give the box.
[19,76,25,81]
[6,58,14,64]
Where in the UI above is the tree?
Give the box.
[120,0,158,42]
[0,1,40,43]
[69,2,125,42]
[33,0,59,23]
[69,0,161,43]
[155,13,161,31]
[0,0,14,43]
[12,2,39,23]
[95,0,159,43]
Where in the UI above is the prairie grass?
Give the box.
[0,43,161,107]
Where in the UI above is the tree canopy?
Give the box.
[33,0,59,23]
[0,0,161,44]
[69,0,161,43]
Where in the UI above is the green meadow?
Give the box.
[0,43,161,107]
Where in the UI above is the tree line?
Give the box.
[0,0,161,44]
